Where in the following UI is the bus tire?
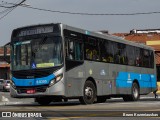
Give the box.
[79,81,96,104]
[123,82,140,102]
[35,97,52,105]
[130,82,140,101]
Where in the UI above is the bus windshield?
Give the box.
[12,36,62,71]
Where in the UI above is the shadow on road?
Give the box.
[4,97,159,107]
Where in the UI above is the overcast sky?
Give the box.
[0,0,160,45]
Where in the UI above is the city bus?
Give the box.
[4,23,157,105]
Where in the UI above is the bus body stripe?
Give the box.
[116,72,156,88]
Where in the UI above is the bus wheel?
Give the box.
[123,82,140,102]
[131,82,140,101]
[79,81,96,104]
[35,97,52,105]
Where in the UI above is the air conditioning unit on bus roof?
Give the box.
[130,29,160,34]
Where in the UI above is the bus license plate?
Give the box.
[27,89,36,94]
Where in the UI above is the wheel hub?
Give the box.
[133,86,138,98]
[85,87,93,99]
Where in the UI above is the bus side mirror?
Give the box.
[4,42,11,64]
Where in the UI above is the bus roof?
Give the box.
[12,23,154,51]
[62,24,154,51]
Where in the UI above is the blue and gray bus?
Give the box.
[4,23,157,105]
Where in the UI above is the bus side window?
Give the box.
[86,47,93,60]
[135,47,140,66]
[69,41,74,60]
[66,39,75,60]
[75,42,83,60]
[139,49,144,67]
[99,40,114,63]
[134,47,145,67]
[149,51,154,68]
[126,45,135,66]
[85,37,99,61]
[107,41,114,63]
[99,40,107,62]
[113,43,125,64]
[65,38,83,61]
[65,39,70,59]
[143,49,150,67]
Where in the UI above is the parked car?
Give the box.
[0,79,10,92]
[0,79,4,91]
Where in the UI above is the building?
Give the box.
[0,47,10,80]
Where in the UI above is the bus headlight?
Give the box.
[49,74,63,87]
[10,80,16,89]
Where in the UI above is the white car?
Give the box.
[0,79,10,92]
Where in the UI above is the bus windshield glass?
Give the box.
[12,37,62,71]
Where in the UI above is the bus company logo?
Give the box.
[2,112,11,117]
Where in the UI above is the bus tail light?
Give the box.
[49,74,63,87]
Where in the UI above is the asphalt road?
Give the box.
[0,91,160,120]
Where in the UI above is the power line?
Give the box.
[2,2,160,16]
[0,8,10,14]
[0,7,15,20]
[24,6,160,16]
[0,0,25,8]
[0,0,26,20]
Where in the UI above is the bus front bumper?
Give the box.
[10,81,65,98]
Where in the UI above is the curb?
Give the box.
[0,102,25,106]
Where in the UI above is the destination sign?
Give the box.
[18,26,53,37]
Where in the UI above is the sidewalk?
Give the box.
[0,95,26,105]
[0,92,34,106]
